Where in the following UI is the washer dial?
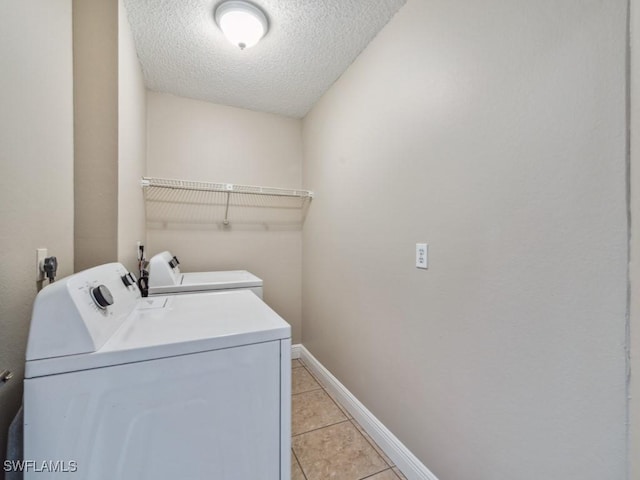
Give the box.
[90,285,114,309]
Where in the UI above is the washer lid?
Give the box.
[25,290,290,378]
[149,270,263,295]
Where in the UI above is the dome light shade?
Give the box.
[215,1,268,50]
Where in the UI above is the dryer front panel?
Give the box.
[24,340,283,480]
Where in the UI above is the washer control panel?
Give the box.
[27,263,142,361]
[148,251,182,287]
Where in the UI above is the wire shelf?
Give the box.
[141,177,313,228]
[141,177,313,198]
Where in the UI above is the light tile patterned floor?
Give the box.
[291,359,408,480]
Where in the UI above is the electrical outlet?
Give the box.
[416,243,428,269]
[36,248,48,281]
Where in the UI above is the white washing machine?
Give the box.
[148,250,263,298]
[24,263,291,480]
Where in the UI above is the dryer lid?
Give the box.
[149,270,263,295]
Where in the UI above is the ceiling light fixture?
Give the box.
[214,1,269,50]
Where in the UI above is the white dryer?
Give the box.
[148,250,263,298]
[24,263,291,480]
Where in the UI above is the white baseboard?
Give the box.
[296,345,439,480]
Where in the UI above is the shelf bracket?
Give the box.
[223,188,231,226]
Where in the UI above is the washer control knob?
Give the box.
[91,285,114,309]
[121,272,137,287]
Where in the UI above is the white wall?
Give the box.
[302,1,629,479]
[0,0,74,471]
[146,92,303,342]
[73,0,118,271]
[118,0,147,273]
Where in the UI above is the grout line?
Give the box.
[292,388,347,421]
[291,448,309,480]
[291,386,323,396]
[293,366,324,393]
[350,419,395,468]
[291,361,397,479]
[303,365,327,387]
[392,467,408,480]
[357,467,395,480]
[291,418,351,438]
[322,384,352,418]
[298,346,435,480]
[291,387,349,436]
[307,370,345,407]
[301,362,397,469]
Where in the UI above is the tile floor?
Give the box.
[291,359,408,480]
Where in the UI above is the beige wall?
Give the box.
[74,0,118,271]
[146,92,303,342]
[0,0,75,472]
[631,1,639,478]
[302,1,628,478]
[118,0,147,274]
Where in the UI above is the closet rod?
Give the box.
[141,177,313,198]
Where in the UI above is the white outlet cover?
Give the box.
[416,243,428,269]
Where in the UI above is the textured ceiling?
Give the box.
[123,0,407,118]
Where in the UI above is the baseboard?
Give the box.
[297,345,439,480]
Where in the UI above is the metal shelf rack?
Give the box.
[141,177,313,227]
